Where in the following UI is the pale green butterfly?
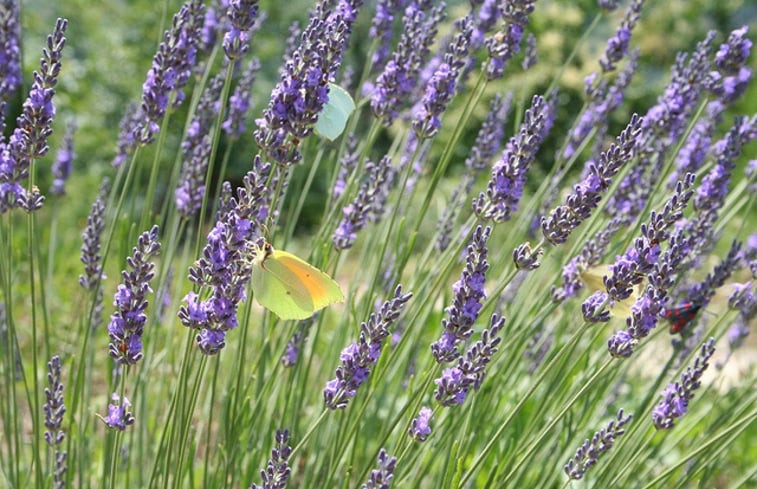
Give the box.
[251,241,344,320]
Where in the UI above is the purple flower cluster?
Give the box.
[473,94,551,222]
[324,286,412,410]
[333,155,392,250]
[222,0,260,60]
[707,26,752,104]
[484,0,536,79]
[431,225,490,363]
[361,449,397,489]
[684,240,742,312]
[332,135,358,200]
[107,226,161,365]
[103,393,135,431]
[598,0,621,11]
[408,406,433,442]
[50,121,76,196]
[281,315,316,367]
[179,158,271,354]
[175,74,224,218]
[44,355,68,489]
[369,0,407,68]
[250,429,292,489]
[412,16,473,139]
[513,241,543,271]
[563,50,638,161]
[652,338,715,429]
[521,32,537,69]
[434,314,504,406]
[0,0,21,101]
[564,409,633,480]
[666,101,723,189]
[223,57,260,138]
[112,102,142,168]
[370,1,445,125]
[0,18,67,213]
[138,0,204,144]
[255,1,364,165]
[599,0,643,73]
[80,179,110,330]
[721,283,755,365]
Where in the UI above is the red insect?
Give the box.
[663,302,702,334]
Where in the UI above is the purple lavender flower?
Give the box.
[112,102,142,168]
[707,26,752,104]
[370,2,445,125]
[408,406,433,442]
[599,0,643,73]
[50,121,76,196]
[434,314,504,406]
[564,409,633,480]
[44,355,66,446]
[175,74,224,218]
[541,114,642,245]
[0,18,67,214]
[524,327,552,374]
[513,241,543,271]
[583,291,611,323]
[107,226,161,365]
[223,57,260,138]
[179,158,272,354]
[431,225,490,363]
[521,32,537,69]
[666,101,723,189]
[652,338,715,429]
[720,283,754,367]
[361,449,397,489]
[102,393,135,431]
[255,1,365,165]
[369,0,406,68]
[563,49,639,161]
[332,135,358,200]
[222,0,260,60]
[333,155,392,250]
[137,0,204,144]
[484,0,536,79]
[471,0,501,49]
[412,16,472,139]
[0,0,21,101]
[324,286,412,410]
[250,429,292,489]
[473,94,551,222]
[281,315,316,367]
[80,179,110,330]
[199,3,220,52]
[684,240,742,312]
[598,0,621,11]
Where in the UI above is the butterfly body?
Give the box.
[251,242,345,320]
[663,302,702,334]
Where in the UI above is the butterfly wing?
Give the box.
[269,250,345,310]
[252,257,317,320]
[579,265,643,318]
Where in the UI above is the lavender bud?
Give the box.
[102,393,135,431]
[485,0,536,79]
[564,409,633,480]
[223,57,260,138]
[50,120,76,196]
[513,241,542,271]
[583,291,611,323]
[599,0,643,73]
[44,355,66,447]
[706,26,752,104]
[652,338,715,429]
[223,0,260,60]
[107,226,161,365]
[361,449,397,489]
[408,406,433,442]
[324,286,412,409]
[250,429,292,489]
[112,102,142,168]
[0,0,21,101]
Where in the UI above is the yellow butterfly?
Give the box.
[578,264,642,317]
[251,241,345,320]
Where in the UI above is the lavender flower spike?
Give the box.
[333,155,392,250]
[137,0,204,144]
[599,0,644,73]
[223,57,261,138]
[361,449,397,489]
[107,226,161,365]
[564,409,633,480]
[485,0,537,79]
[652,338,715,429]
[706,26,752,104]
[223,0,260,60]
[434,314,505,406]
[50,120,76,196]
[0,0,21,101]
[112,102,142,168]
[432,225,491,363]
[473,95,551,222]
[408,406,433,442]
[324,286,412,410]
[44,355,67,489]
[250,429,292,489]
[0,18,67,214]
[541,114,642,245]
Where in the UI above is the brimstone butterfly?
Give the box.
[251,241,344,320]
[578,264,642,317]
